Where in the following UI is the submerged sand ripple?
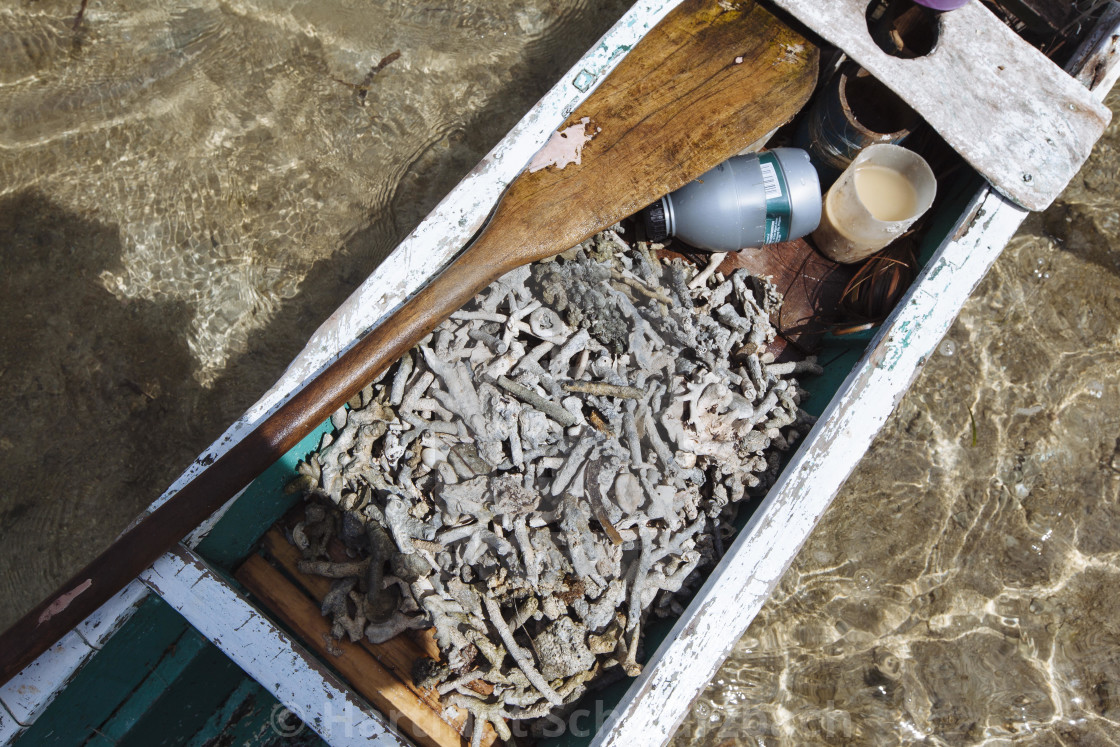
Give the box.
[673,86,1120,746]
[0,0,630,632]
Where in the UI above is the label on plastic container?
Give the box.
[759,152,792,244]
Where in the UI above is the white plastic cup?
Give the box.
[812,144,935,264]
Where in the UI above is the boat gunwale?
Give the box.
[594,5,1120,743]
[3,1,1119,744]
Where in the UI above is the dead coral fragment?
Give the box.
[288,230,815,741]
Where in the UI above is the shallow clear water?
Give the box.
[671,85,1120,745]
[2,2,1119,744]
[0,0,629,628]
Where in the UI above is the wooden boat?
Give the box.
[3,1,1118,744]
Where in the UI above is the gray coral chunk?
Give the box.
[536,616,595,681]
[286,229,817,743]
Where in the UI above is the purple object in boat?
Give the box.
[911,0,971,9]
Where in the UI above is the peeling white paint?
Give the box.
[595,186,1031,746]
[36,580,92,626]
[0,629,92,726]
[0,581,150,741]
[141,547,409,747]
[5,3,1118,745]
[1066,2,1120,94]
[74,582,148,651]
[593,28,1120,745]
[527,117,598,172]
[770,0,1111,210]
[0,701,19,744]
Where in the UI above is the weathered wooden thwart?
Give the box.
[770,0,1111,210]
[3,0,1119,745]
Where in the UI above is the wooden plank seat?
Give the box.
[234,509,498,747]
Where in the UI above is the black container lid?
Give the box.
[642,197,670,242]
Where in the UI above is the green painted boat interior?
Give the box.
[20,166,982,744]
[14,594,323,746]
[535,171,987,747]
[195,419,337,571]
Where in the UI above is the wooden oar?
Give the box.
[0,0,817,684]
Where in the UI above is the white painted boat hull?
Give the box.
[4,2,1119,744]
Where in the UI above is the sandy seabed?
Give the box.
[2,3,1119,744]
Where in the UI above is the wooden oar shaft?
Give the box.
[0,0,817,685]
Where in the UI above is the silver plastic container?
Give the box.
[642,148,821,252]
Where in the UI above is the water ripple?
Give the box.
[674,86,1120,747]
